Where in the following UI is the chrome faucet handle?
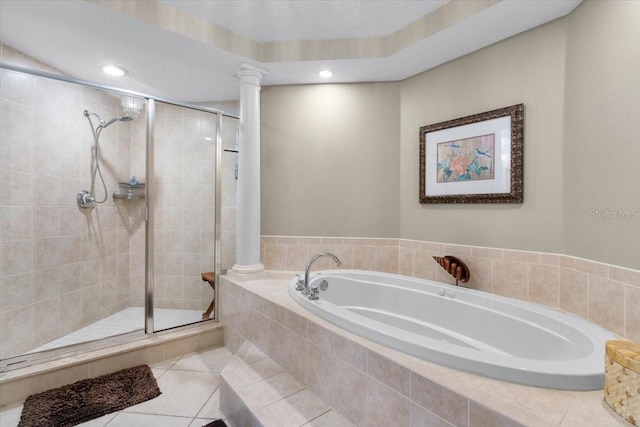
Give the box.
[307,280,327,302]
[295,274,305,291]
[308,284,320,300]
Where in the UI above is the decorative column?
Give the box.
[232,63,268,274]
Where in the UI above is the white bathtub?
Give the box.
[289,270,616,390]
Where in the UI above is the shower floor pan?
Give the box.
[27,307,204,354]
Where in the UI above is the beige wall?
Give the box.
[563,0,640,269]
[399,17,567,254]
[261,1,640,270]
[261,83,401,238]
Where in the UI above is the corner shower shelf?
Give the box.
[113,192,145,200]
[113,182,145,200]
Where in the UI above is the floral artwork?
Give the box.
[436,134,495,183]
[419,103,523,203]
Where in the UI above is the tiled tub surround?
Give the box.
[261,236,640,342]
[219,273,630,427]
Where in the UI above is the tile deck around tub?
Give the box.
[220,341,355,427]
[219,271,632,427]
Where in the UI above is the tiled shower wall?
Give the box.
[261,236,640,342]
[0,45,139,358]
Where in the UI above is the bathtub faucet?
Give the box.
[303,253,343,295]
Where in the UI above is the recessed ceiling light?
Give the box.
[101,64,128,77]
[319,70,333,79]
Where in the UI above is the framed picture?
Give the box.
[419,103,524,203]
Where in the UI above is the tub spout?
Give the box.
[303,252,342,294]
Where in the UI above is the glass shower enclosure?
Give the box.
[0,62,237,370]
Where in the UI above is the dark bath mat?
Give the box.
[18,364,161,427]
[202,420,227,427]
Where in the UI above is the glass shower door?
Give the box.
[151,101,217,331]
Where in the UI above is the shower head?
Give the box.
[100,115,134,129]
[117,115,134,122]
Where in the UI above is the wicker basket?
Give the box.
[605,340,640,426]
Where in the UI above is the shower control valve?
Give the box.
[77,190,96,209]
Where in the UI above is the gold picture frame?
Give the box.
[419,104,524,203]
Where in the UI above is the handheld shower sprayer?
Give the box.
[77,109,135,209]
[83,110,132,129]
[101,115,133,129]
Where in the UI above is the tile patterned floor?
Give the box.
[28,307,204,353]
[0,346,233,427]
